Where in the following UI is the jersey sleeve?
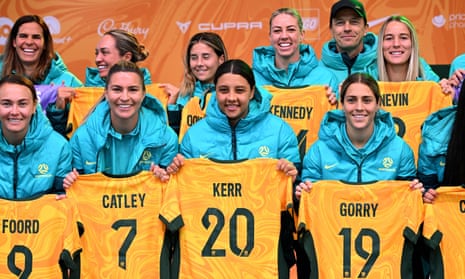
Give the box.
[60,198,83,278]
[422,203,442,250]
[159,177,183,232]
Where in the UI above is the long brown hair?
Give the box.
[1,15,55,83]
[179,32,228,97]
[377,15,424,81]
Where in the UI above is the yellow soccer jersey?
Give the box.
[422,186,465,279]
[178,93,212,142]
[66,87,104,138]
[263,85,335,160]
[378,81,452,162]
[297,180,424,279]
[161,158,293,279]
[0,194,82,278]
[66,171,171,279]
[145,83,169,108]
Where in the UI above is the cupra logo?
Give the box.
[176,20,262,33]
[176,21,192,34]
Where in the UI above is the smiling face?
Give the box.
[215,73,254,126]
[382,20,412,67]
[95,34,127,79]
[12,22,45,68]
[269,13,303,63]
[189,41,224,84]
[104,71,145,133]
[0,82,37,144]
[342,82,379,135]
[330,8,367,57]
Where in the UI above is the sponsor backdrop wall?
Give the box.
[1,0,464,84]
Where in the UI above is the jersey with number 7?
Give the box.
[67,171,171,278]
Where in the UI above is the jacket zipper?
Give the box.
[13,146,19,199]
[231,126,237,160]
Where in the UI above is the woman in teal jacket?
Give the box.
[419,84,465,202]
[414,73,465,279]
[84,29,152,87]
[165,59,305,278]
[166,59,299,177]
[48,29,151,136]
[370,16,439,82]
[67,61,177,176]
[0,15,82,87]
[0,52,81,87]
[162,32,228,134]
[0,15,82,137]
[0,74,71,199]
[417,106,455,195]
[165,59,300,276]
[252,8,338,95]
[179,60,300,165]
[298,73,417,184]
[253,44,338,89]
[0,15,82,135]
[420,84,465,200]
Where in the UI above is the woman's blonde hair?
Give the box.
[377,15,424,81]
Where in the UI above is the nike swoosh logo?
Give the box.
[368,15,395,28]
[199,154,209,159]
[85,160,96,165]
[324,163,338,170]
[439,161,445,167]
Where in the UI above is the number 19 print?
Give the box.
[297,180,423,279]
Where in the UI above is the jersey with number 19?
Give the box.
[297,180,424,278]
[0,194,82,278]
[161,158,293,279]
[422,186,465,279]
[66,171,171,279]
